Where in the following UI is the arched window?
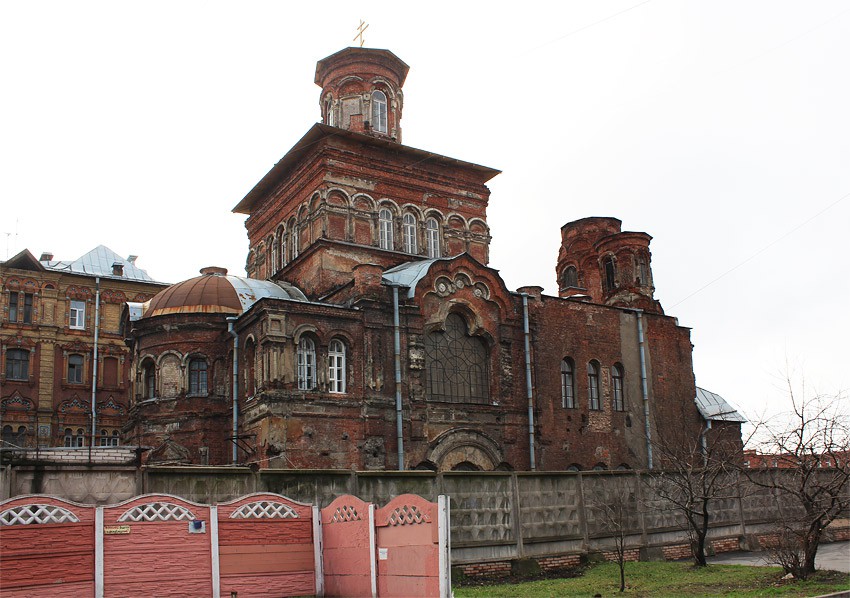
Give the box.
[16,426,26,446]
[587,361,601,410]
[424,313,489,404]
[1,425,13,446]
[70,428,85,447]
[5,349,29,381]
[111,430,120,446]
[188,358,208,396]
[280,232,288,267]
[371,90,388,133]
[142,360,156,399]
[636,254,650,286]
[612,364,625,411]
[561,266,578,288]
[379,208,393,250]
[402,213,417,254]
[63,428,73,447]
[325,98,335,126]
[603,257,616,291]
[560,358,575,408]
[68,354,84,384]
[328,339,346,394]
[297,337,316,391]
[100,429,109,447]
[291,223,300,260]
[271,237,278,274]
[426,217,440,258]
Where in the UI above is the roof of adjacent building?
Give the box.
[2,246,166,284]
[695,387,747,423]
[141,268,307,318]
[382,258,440,298]
[232,123,501,214]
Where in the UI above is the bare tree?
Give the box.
[649,409,741,567]
[589,481,638,592]
[744,380,849,579]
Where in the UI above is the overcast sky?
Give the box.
[2,1,848,433]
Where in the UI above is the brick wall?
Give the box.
[457,560,512,578]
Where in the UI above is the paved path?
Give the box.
[706,541,849,573]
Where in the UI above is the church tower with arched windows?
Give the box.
[234,48,498,299]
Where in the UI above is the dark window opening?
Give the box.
[588,360,601,410]
[188,358,208,396]
[603,257,616,291]
[5,349,29,381]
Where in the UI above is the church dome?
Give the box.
[142,267,306,318]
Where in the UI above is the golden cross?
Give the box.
[353,20,369,47]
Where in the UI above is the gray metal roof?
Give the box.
[695,387,747,422]
[382,259,441,298]
[227,276,308,310]
[41,245,165,284]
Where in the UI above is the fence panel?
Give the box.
[216,492,316,598]
[321,494,376,597]
[375,493,446,598]
[102,494,213,597]
[0,495,95,597]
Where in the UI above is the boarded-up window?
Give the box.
[159,354,181,398]
[424,313,489,404]
[103,357,119,387]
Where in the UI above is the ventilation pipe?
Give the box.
[391,286,405,470]
[636,310,653,469]
[90,277,101,449]
[227,317,239,465]
[521,294,536,470]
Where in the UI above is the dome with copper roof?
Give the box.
[141,267,306,318]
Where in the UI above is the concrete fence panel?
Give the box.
[0,495,96,597]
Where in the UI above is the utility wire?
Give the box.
[669,191,850,308]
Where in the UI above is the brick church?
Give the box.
[124,47,740,471]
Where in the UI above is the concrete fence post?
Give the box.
[510,472,524,558]
[577,472,589,549]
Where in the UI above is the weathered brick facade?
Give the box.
[124,47,737,471]
[0,247,166,450]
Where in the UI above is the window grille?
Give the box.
[118,502,195,522]
[230,501,299,519]
[424,313,489,404]
[1,504,80,526]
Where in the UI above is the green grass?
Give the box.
[453,562,850,597]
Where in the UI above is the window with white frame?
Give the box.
[67,354,84,384]
[69,300,86,329]
[291,224,300,259]
[188,358,208,396]
[588,361,601,410]
[297,337,316,390]
[99,429,120,447]
[328,339,346,393]
[371,90,388,133]
[612,364,625,411]
[64,427,85,447]
[561,358,575,408]
[379,208,394,250]
[402,213,417,254]
[426,217,440,258]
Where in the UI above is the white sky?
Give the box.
[2,1,848,433]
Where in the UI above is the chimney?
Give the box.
[39,252,54,261]
[112,262,124,276]
[200,266,228,276]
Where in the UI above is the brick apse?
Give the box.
[121,46,740,472]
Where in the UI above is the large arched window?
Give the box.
[560,358,575,408]
[424,313,489,404]
[291,222,300,260]
[587,360,601,410]
[5,349,29,381]
[402,213,417,254]
[426,217,441,258]
[68,354,84,384]
[280,232,288,267]
[328,339,346,394]
[371,90,388,133]
[612,364,625,411]
[379,208,394,250]
[188,358,208,396]
[561,266,578,289]
[65,428,85,447]
[297,337,316,391]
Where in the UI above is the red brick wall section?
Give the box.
[602,548,641,562]
[539,554,583,570]
[662,543,693,560]
[711,537,741,554]
[459,561,512,578]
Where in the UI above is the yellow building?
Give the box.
[1,247,167,449]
